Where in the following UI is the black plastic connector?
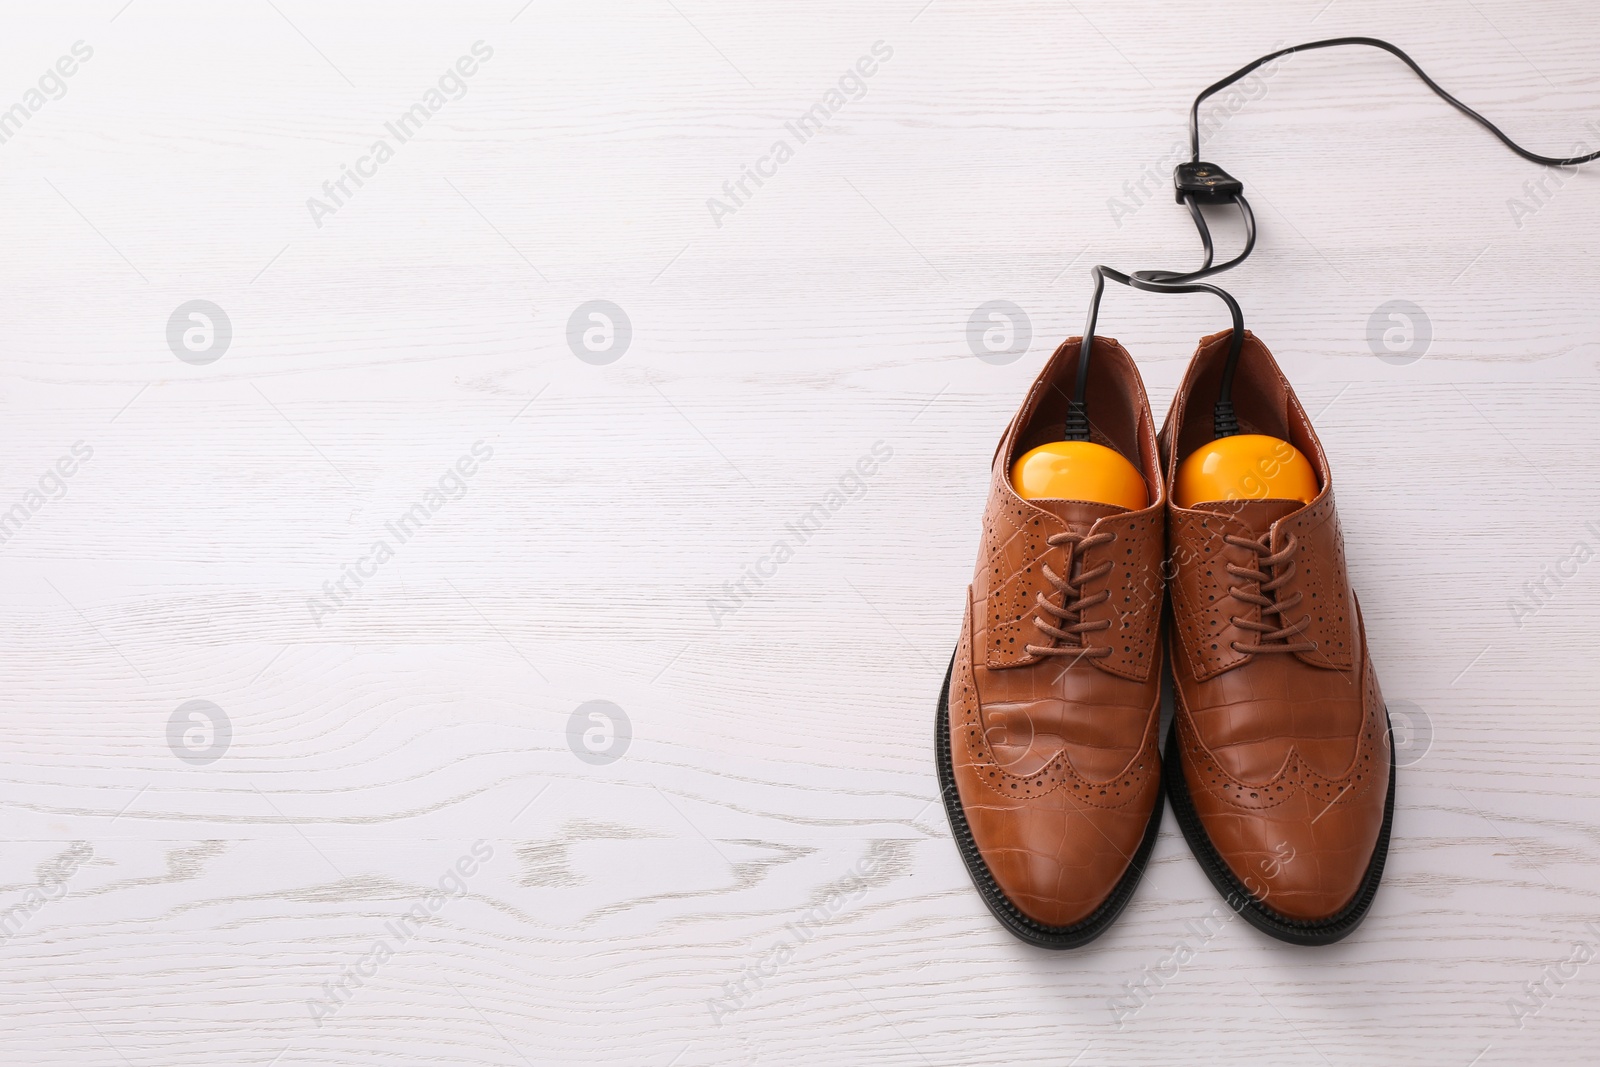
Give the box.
[1063,400,1090,442]
[1174,161,1244,204]
[1212,399,1239,439]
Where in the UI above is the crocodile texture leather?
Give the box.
[947,336,1166,928]
[1162,329,1391,923]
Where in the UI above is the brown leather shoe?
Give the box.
[1161,329,1394,945]
[937,336,1165,948]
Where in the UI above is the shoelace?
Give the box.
[1223,531,1316,654]
[1025,531,1115,659]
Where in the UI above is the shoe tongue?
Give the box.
[1028,498,1126,533]
[1191,497,1303,536]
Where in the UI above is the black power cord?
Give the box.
[1067,35,1600,444]
[1188,36,1600,169]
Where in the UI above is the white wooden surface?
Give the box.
[3,1,1599,1063]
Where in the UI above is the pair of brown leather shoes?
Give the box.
[938,329,1393,947]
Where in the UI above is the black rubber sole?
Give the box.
[1163,711,1396,946]
[935,654,1164,949]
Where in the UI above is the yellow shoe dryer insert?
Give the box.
[1012,440,1147,510]
[1175,433,1316,508]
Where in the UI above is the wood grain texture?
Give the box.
[2,0,1599,1063]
